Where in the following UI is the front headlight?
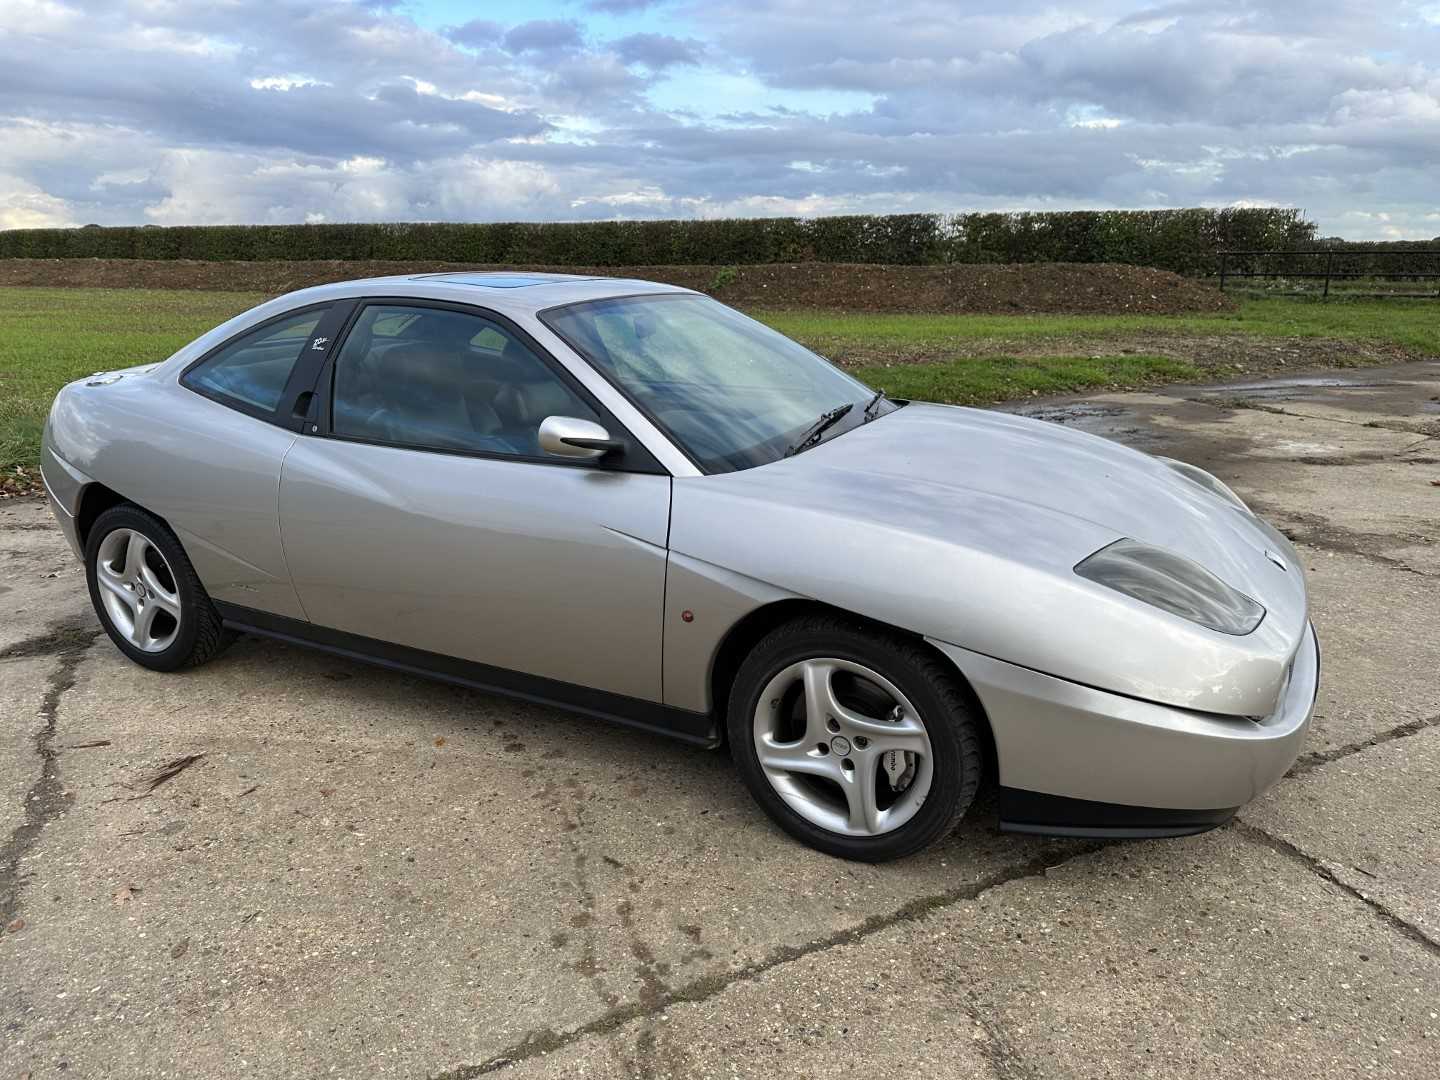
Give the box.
[1075,539,1265,635]
[1159,457,1248,511]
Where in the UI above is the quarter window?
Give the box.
[184,308,325,412]
[331,305,603,457]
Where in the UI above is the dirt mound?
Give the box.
[0,258,1233,315]
[709,262,1234,315]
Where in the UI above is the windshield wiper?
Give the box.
[862,389,888,421]
[783,402,854,458]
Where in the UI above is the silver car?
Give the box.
[41,273,1317,860]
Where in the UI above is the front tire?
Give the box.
[727,615,982,861]
[85,504,234,672]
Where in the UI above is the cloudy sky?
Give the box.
[2,0,1437,238]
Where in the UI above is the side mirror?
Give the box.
[538,416,623,460]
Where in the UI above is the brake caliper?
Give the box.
[882,705,914,791]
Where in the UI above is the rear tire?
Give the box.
[727,614,982,861]
[85,504,235,672]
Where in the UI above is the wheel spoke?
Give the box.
[96,567,133,605]
[759,740,841,782]
[123,531,148,582]
[847,717,929,757]
[800,660,867,737]
[843,758,882,834]
[132,600,162,646]
[138,563,180,616]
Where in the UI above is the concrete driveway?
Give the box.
[3,360,1438,1079]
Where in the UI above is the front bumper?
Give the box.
[931,621,1319,838]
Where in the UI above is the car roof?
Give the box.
[264,271,695,318]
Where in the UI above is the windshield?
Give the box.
[541,293,887,472]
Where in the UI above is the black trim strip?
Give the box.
[213,602,718,747]
[997,787,1237,840]
[278,299,358,430]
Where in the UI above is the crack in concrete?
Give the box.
[1196,395,1440,438]
[1366,418,1440,438]
[428,842,1103,1079]
[1289,713,1440,778]
[0,619,98,662]
[1231,820,1440,957]
[0,626,99,925]
[1256,508,1438,578]
[1268,438,1440,468]
[1198,398,1373,427]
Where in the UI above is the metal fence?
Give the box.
[1217,249,1440,299]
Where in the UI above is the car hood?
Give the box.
[670,402,1308,716]
[818,403,1299,602]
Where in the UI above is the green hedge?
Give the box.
[1219,238,1440,280]
[944,209,1314,274]
[0,208,1316,273]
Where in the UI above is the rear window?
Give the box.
[184,308,325,412]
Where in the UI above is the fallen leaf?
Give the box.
[112,886,138,905]
[434,736,446,747]
[6,917,24,934]
[170,938,189,959]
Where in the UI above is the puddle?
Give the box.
[1011,403,1128,426]
[1008,402,1167,448]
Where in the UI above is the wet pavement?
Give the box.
[2,359,1438,1078]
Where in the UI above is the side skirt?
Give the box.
[997,786,1237,840]
[213,602,719,748]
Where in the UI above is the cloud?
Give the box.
[0,0,1436,239]
[444,19,504,49]
[613,33,703,69]
[585,0,663,12]
[0,174,73,229]
[503,19,584,54]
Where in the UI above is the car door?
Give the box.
[277,299,672,703]
[156,300,352,619]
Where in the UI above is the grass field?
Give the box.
[761,299,1440,355]
[2,287,1437,483]
[0,288,266,482]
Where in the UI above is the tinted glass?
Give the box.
[543,294,889,472]
[332,305,602,457]
[185,308,324,412]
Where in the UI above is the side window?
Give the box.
[183,307,326,413]
[331,305,603,457]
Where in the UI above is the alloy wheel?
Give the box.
[752,657,934,837]
[94,527,183,653]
